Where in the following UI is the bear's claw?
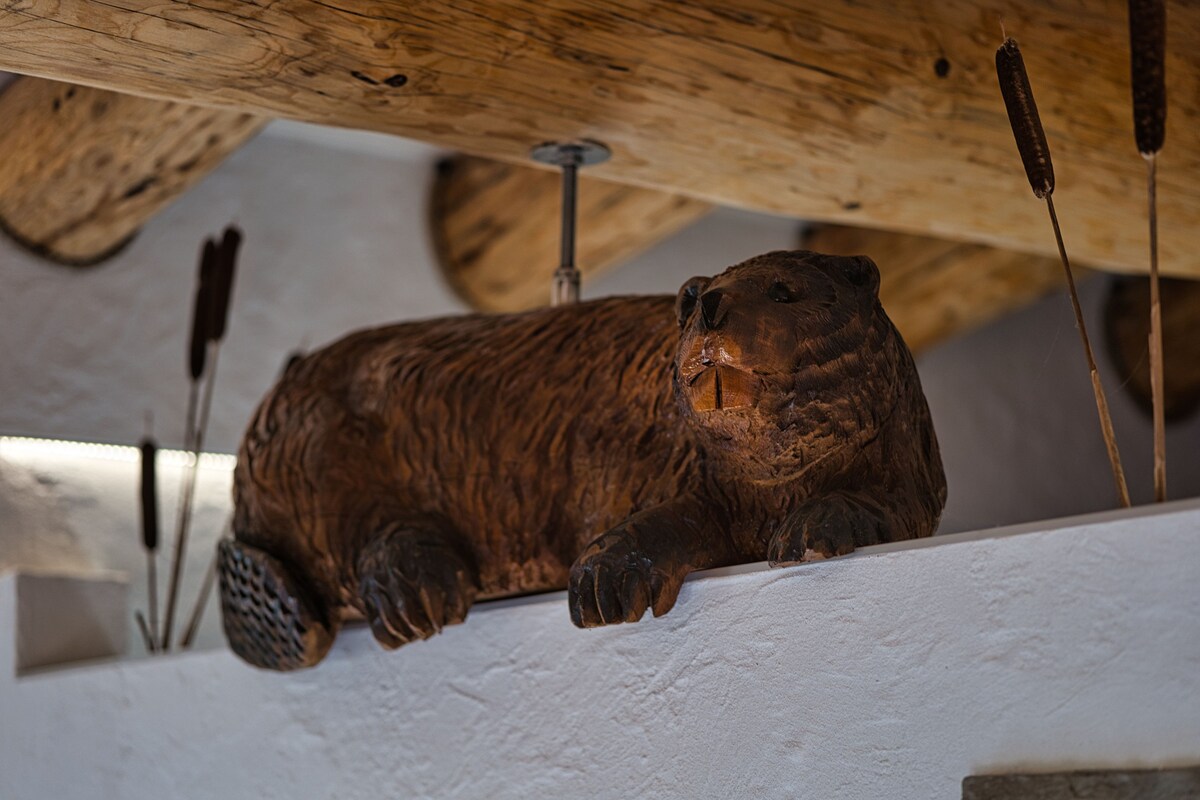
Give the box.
[568,532,683,628]
[768,495,885,566]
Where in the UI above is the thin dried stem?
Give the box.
[163,230,240,649]
[194,346,221,468]
[180,540,222,650]
[1047,196,1132,508]
[162,343,220,649]
[145,554,158,652]
[135,611,156,654]
[161,380,199,651]
[997,33,1131,508]
[1128,0,1168,502]
[1146,153,1167,501]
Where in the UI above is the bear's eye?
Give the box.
[768,281,798,303]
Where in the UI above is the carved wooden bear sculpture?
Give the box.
[218,250,946,670]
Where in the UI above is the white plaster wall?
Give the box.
[2,503,1198,800]
[0,456,90,573]
[0,445,233,653]
[922,275,1200,529]
[0,123,457,454]
[0,119,1198,660]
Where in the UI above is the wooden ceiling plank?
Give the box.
[0,76,265,265]
[2,2,1197,276]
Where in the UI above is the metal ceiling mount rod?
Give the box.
[530,140,611,305]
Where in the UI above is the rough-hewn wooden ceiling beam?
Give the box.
[431,155,712,312]
[0,77,264,265]
[802,224,1069,353]
[1,2,1195,276]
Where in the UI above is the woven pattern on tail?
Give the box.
[217,539,333,671]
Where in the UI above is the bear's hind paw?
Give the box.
[356,528,479,649]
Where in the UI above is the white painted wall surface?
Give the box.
[3,503,1199,800]
[0,441,234,652]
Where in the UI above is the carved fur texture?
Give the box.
[221,250,946,669]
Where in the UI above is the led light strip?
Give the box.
[0,435,237,472]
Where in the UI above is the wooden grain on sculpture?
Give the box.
[218,251,946,670]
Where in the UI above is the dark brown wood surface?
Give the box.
[219,250,946,669]
[963,766,1200,800]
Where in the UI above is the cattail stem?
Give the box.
[1046,196,1132,507]
[161,389,197,651]
[1129,0,1167,501]
[162,228,240,650]
[180,381,200,453]
[195,345,221,473]
[135,611,156,654]
[177,249,240,651]
[1146,153,1167,501]
[162,343,220,650]
[145,554,158,652]
[160,480,190,649]
[162,245,211,650]
[997,33,1130,509]
[180,537,223,650]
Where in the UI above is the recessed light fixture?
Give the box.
[0,435,236,472]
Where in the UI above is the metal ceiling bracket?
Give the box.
[530,140,612,306]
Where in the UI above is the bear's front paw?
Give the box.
[568,532,685,628]
[768,496,883,567]
[357,530,479,649]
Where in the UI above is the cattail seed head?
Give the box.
[188,240,217,380]
[139,437,159,551]
[208,226,242,342]
[1129,0,1166,155]
[996,37,1055,199]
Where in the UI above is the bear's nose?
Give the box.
[699,289,727,330]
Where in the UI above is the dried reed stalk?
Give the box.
[996,37,1131,508]
[1129,0,1168,502]
[170,227,242,650]
[135,611,156,654]
[162,238,218,649]
[180,538,222,650]
[190,228,241,485]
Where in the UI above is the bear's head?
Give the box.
[674,249,895,480]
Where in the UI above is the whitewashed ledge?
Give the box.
[3,501,1199,800]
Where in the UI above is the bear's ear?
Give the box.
[841,255,880,296]
[675,276,711,329]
